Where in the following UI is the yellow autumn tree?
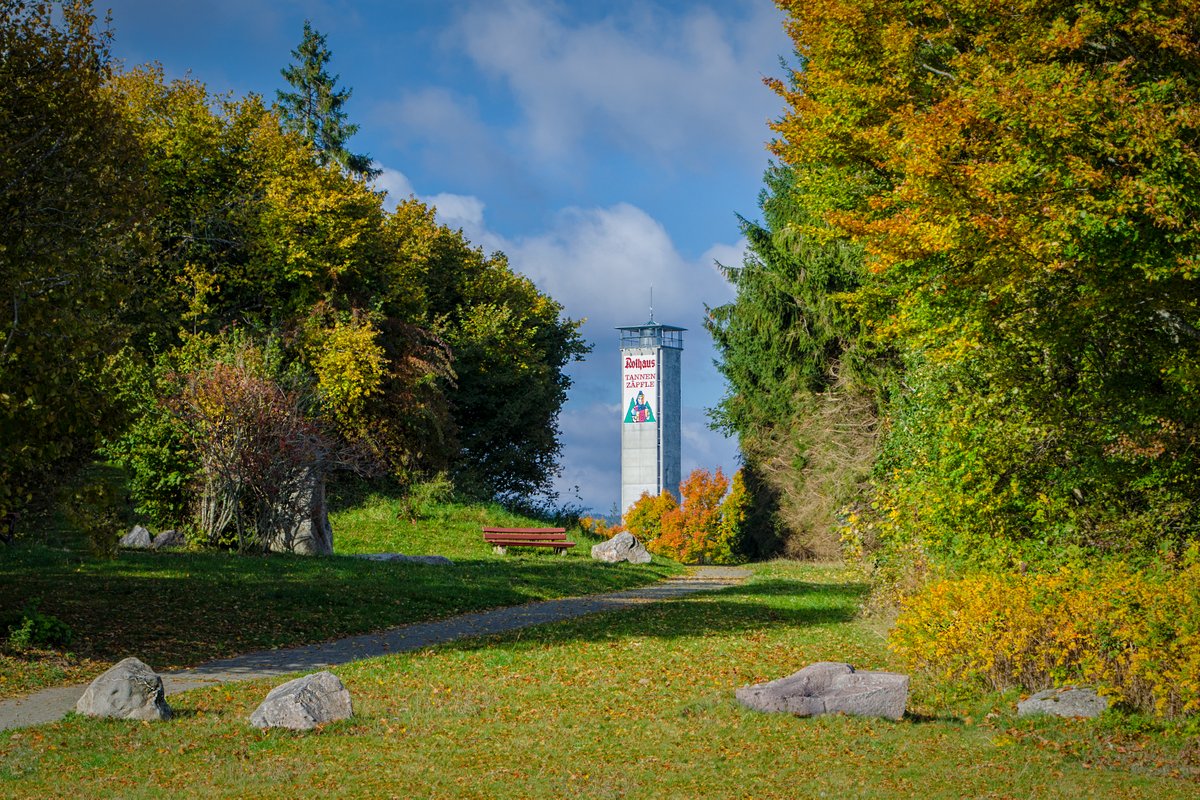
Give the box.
[766,0,1200,565]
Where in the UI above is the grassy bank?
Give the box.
[0,496,678,698]
[1,562,1195,798]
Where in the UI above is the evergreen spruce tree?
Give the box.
[276,20,378,179]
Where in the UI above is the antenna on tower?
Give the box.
[649,286,655,323]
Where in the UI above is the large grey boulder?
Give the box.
[1018,687,1108,719]
[591,532,652,564]
[119,525,153,549]
[249,671,352,730]
[736,661,909,721]
[151,529,185,550]
[264,467,333,555]
[75,657,172,721]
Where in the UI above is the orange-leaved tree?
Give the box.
[635,468,748,565]
[624,489,678,544]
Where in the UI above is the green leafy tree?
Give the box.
[768,0,1200,565]
[116,65,395,332]
[108,69,451,515]
[714,469,751,564]
[109,65,582,517]
[276,20,378,179]
[111,67,268,339]
[411,213,590,499]
[0,0,148,521]
[709,165,869,435]
[707,163,884,558]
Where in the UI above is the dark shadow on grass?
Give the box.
[419,577,872,655]
[165,707,200,720]
[724,579,869,600]
[0,544,676,669]
[162,574,875,682]
[1,540,877,691]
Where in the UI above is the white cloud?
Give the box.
[374,166,488,239]
[425,192,486,231]
[503,203,734,331]
[373,167,416,210]
[371,185,733,325]
[456,0,786,165]
[702,239,748,275]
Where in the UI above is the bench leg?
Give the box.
[493,545,507,556]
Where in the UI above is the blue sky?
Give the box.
[99,0,792,515]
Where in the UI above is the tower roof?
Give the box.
[615,321,686,332]
[617,320,685,350]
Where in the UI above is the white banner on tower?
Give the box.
[621,352,657,424]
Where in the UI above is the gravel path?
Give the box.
[0,566,749,730]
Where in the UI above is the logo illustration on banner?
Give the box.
[623,391,656,424]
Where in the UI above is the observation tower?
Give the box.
[617,315,684,516]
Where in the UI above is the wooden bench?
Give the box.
[482,527,575,555]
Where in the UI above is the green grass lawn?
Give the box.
[0,495,678,698]
[1,562,1195,798]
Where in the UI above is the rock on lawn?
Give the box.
[75,657,172,721]
[1018,687,1109,719]
[737,661,909,721]
[119,525,152,549]
[249,671,353,731]
[591,532,652,564]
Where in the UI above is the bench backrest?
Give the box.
[482,527,566,535]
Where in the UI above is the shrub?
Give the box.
[654,469,731,564]
[150,335,372,551]
[396,472,456,522]
[624,490,678,544]
[60,476,126,558]
[626,468,750,565]
[890,551,1200,718]
[579,516,624,540]
[714,468,750,564]
[171,356,330,551]
[103,345,208,527]
[3,599,73,652]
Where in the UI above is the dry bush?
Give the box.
[743,387,878,560]
[166,344,370,552]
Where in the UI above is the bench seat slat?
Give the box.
[484,536,574,543]
[483,533,569,541]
